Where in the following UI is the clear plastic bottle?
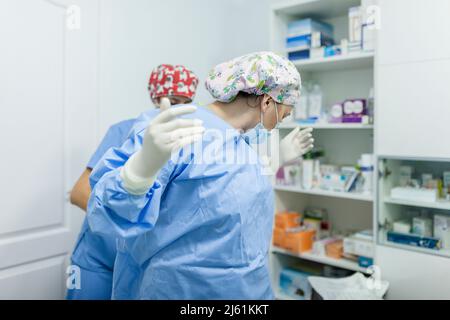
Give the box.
[308,84,323,120]
[295,83,310,120]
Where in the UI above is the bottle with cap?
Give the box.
[359,154,374,195]
[308,84,323,121]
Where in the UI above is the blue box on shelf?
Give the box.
[279,268,313,300]
[387,231,441,250]
[358,256,374,268]
[324,45,342,57]
[288,49,310,61]
[286,33,334,50]
[287,18,334,39]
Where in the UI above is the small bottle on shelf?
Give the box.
[295,83,310,121]
[308,84,323,122]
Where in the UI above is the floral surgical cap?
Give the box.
[148,64,199,102]
[205,52,301,106]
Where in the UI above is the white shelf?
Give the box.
[384,197,450,211]
[292,52,374,72]
[279,123,374,130]
[272,0,361,19]
[274,185,374,202]
[272,246,366,273]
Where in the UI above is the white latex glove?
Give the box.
[159,97,171,111]
[122,105,205,194]
[280,127,314,165]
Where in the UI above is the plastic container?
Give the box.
[308,84,323,119]
[360,154,374,194]
[302,160,314,190]
[295,84,310,120]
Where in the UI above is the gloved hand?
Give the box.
[122,105,205,194]
[280,127,314,165]
[159,97,172,111]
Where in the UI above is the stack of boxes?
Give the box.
[343,230,375,268]
[285,5,376,62]
[273,209,335,256]
[389,214,450,251]
[273,211,316,254]
[387,168,450,251]
[286,18,335,61]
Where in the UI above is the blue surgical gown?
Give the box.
[87,106,275,300]
[67,118,135,300]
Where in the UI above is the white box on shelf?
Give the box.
[343,236,374,258]
[434,215,450,250]
[393,220,412,234]
[348,6,362,43]
[310,47,325,59]
[362,24,375,52]
[390,187,438,203]
[412,217,433,237]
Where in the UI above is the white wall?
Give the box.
[98,0,272,137]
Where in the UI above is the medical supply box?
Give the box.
[343,233,374,258]
[287,18,333,43]
[279,268,313,300]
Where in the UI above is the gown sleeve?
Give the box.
[86,122,186,239]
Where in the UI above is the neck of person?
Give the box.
[207,100,259,132]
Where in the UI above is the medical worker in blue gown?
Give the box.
[86,52,314,299]
[66,65,199,300]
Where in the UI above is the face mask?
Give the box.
[243,102,280,145]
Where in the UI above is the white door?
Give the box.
[0,0,99,299]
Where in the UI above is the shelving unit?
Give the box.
[275,185,373,202]
[378,230,450,259]
[377,157,450,260]
[292,52,374,72]
[383,197,450,211]
[270,0,376,300]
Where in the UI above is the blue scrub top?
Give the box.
[87,119,136,170]
[71,118,135,272]
[87,106,275,299]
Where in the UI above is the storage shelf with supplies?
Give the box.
[377,157,450,258]
[274,185,374,202]
[270,0,376,295]
[292,52,374,72]
[383,197,450,211]
[378,230,450,259]
[272,246,367,273]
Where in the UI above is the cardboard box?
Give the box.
[273,227,287,248]
[284,229,316,254]
[434,215,450,249]
[279,268,313,300]
[275,212,302,229]
[325,239,344,259]
[344,236,374,258]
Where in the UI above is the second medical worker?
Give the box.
[87,52,314,299]
[67,64,199,300]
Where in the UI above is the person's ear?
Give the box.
[260,94,273,113]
